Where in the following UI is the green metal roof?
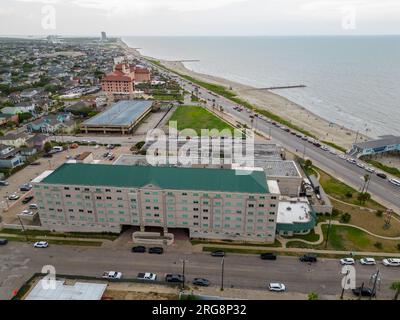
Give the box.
[40,163,269,194]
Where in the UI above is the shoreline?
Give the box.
[118,39,369,150]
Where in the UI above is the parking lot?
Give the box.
[0,144,132,225]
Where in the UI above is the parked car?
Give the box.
[8,193,20,201]
[102,271,122,279]
[22,196,34,204]
[299,254,317,263]
[260,252,277,260]
[389,178,400,187]
[0,239,8,245]
[137,272,157,281]
[21,210,33,216]
[211,250,225,257]
[360,258,376,265]
[43,153,53,158]
[20,183,33,192]
[131,246,146,253]
[268,283,286,292]
[29,203,38,210]
[165,274,184,283]
[352,287,375,297]
[30,161,41,166]
[0,180,9,186]
[376,173,387,179]
[382,258,400,267]
[340,258,355,265]
[149,247,164,254]
[192,278,210,287]
[33,241,49,248]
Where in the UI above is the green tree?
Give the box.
[18,112,33,123]
[44,141,52,153]
[390,282,400,300]
[340,213,351,223]
[305,159,313,168]
[357,192,371,205]
[308,292,319,300]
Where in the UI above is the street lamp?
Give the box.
[221,256,225,291]
[180,259,188,290]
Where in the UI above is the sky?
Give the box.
[0,0,400,36]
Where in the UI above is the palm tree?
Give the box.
[361,174,370,193]
[390,281,400,300]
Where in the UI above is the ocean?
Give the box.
[122,36,400,137]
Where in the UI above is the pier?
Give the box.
[249,84,306,91]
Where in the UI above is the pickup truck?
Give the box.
[137,272,157,281]
[102,271,122,279]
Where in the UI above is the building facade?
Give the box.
[32,164,279,242]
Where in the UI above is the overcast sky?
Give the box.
[1,0,400,36]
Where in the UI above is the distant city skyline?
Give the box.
[1,0,400,36]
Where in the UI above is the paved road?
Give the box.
[1,242,399,300]
[147,61,400,214]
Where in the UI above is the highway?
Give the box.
[1,242,399,300]
[147,61,400,214]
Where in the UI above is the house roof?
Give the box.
[40,163,269,194]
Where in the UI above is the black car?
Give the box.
[43,153,53,158]
[131,246,146,253]
[299,254,317,263]
[165,274,184,283]
[376,173,387,179]
[352,287,375,297]
[22,196,34,204]
[149,247,164,254]
[260,252,277,260]
[30,161,41,166]
[0,239,8,245]
[211,250,225,257]
[192,278,210,286]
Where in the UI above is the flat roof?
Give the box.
[277,200,312,224]
[39,163,269,194]
[82,100,152,127]
[262,160,301,177]
[354,135,400,149]
[267,180,281,195]
[25,280,107,300]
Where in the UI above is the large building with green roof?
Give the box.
[32,163,280,242]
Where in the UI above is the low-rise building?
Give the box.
[32,163,280,242]
[276,198,317,236]
[27,113,74,134]
[0,132,28,148]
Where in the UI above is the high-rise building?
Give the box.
[101,31,107,41]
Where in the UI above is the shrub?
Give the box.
[332,208,341,217]
[397,244,400,251]
[374,242,383,249]
[375,210,384,218]
[340,213,351,223]
[345,191,353,198]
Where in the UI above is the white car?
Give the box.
[29,204,38,210]
[339,154,346,160]
[347,158,357,164]
[389,179,400,187]
[34,241,49,248]
[8,193,20,200]
[102,271,123,279]
[329,150,337,155]
[320,146,329,151]
[365,167,375,173]
[340,258,355,265]
[268,283,286,292]
[356,162,365,169]
[21,210,33,215]
[360,258,376,265]
[382,258,400,267]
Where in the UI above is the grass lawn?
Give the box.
[191,239,281,247]
[168,105,234,135]
[318,169,385,211]
[284,230,320,243]
[318,225,400,253]
[331,199,400,237]
[0,228,118,240]
[366,159,400,178]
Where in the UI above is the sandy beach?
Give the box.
[119,40,369,150]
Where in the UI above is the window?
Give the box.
[96,196,102,200]
[271,196,277,200]
[65,195,71,198]
[203,209,209,213]
[259,204,265,207]
[248,204,254,208]
[193,215,199,219]
[64,187,70,190]
[271,204,276,208]
[75,187,80,191]
[106,196,112,200]
[203,217,209,220]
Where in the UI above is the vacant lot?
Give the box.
[168,105,234,135]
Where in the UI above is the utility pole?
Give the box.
[370,270,380,300]
[325,213,332,249]
[340,269,350,299]
[221,256,225,291]
[181,259,186,290]
[17,216,29,242]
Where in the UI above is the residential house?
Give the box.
[0,113,19,126]
[0,144,23,168]
[27,113,75,134]
[1,103,36,115]
[26,134,49,150]
[0,132,29,148]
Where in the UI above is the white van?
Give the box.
[389,178,400,187]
